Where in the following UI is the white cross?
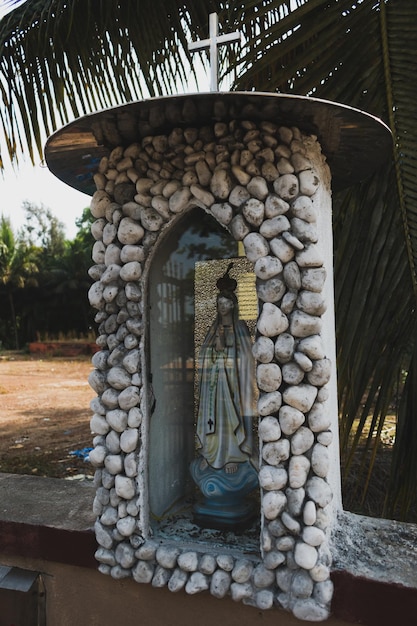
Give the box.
[188,13,241,92]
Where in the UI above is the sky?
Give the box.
[0,2,234,240]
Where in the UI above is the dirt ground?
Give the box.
[0,354,96,479]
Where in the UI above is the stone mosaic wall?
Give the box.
[87,117,335,621]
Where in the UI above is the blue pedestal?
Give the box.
[190,458,258,530]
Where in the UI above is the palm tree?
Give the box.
[0,216,38,348]
[0,0,416,519]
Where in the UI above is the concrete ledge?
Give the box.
[332,510,417,588]
[1,473,417,624]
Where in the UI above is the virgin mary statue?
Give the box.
[191,264,258,528]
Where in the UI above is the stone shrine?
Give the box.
[45,21,391,620]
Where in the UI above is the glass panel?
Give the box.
[148,209,239,521]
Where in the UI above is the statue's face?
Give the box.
[217,296,234,317]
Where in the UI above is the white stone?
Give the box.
[262,439,290,465]
[252,336,275,363]
[125,282,142,301]
[190,184,215,207]
[254,255,283,280]
[124,453,138,478]
[314,579,334,605]
[230,582,253,602]
[116,516,136,537]
[290,310,322,338]
[128,406,142,428]
[169,187,191,213]
[257,303,289,337]
[256,363,282,392]
[317,430,333,446]
[88,281,105,309]
[259,466,287,491]
[307,358,332,386]
[104,454,123,475]
[280,291,297,315]
[289,455,310,488]
[120,244,145,263]
[118,386,140,410]
[90,413,110,435]
[303,526,325,547]
[306,477,333,508]
[102,284,119,303]
[247,176,269,200]
[298,335,325,360]
[216,554,235,571]
[210,168,233,200]
[279,405,305,435]
[257,277,286,303]
[253,564,275,588]
[299,169,320,196]
[258,390,282,416]
[107,366,132,390]
[310,563,330,582]
[199,554,216,575]
[95,520,113,549]
[283,260,301,290]
[118,217,145,244]
[156,546,180,569]
[283,383,317,412]
[104,243,122,266]
[106,409,128,432]
[265,194,289,217]
[311,443,330,477]
[243,232,269,261]
[291,195,317,222]
[168,568,188,592]
[293,599,329,622]
[89,445,107,467]
[269,236,295,263]
[291,426,315,455]
[282,230,304,251]
[296,243,324,268]
[107,430,122,456]
[291,218,318,243]
[88,369,107,394]
[273,174,299,201]
[92,241,106,263]
[301,267,327,292]
[259,215,291,238]
[231,559,253,583]
[281,511,301,534]
[210,202,233,225]
[294,351,313,372]
[276,536,295,552]
[274,333,295,363]
[242,198,265,227]
[258,415,281,442]
[91,190,112,218]
[122,349,140,374]
[101,388,120,409]
[210,570,231,598]
[91,218,106,241]
[308,402,331,433]
[286,487,305,516]
[229,184,250,207]
[132,561,154,584]
[297,291,326,317]
[119,261,142,282]
[255,590,274,610]
[294,542,318,570]
[230,214,250,240]
[185,572,209,594]
[303,500,317,526]
[120,428,139,453]
[177,551,199,572]
[291,569,314,598]
[115,475,136,500]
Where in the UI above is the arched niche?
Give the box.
[146,207,260,533]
